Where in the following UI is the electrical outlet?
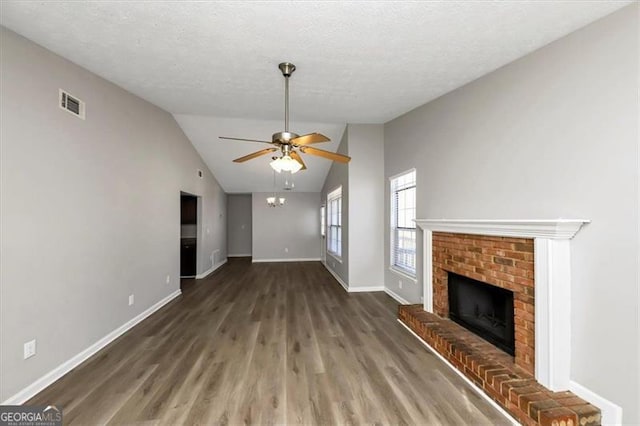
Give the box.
[24,339,36,359]
[166,275,170,284]
[284,247,289,253]
[398,280,403,289]
[128,294,134,306]
[420,296,424,302]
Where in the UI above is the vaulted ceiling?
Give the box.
[0,1,629,192]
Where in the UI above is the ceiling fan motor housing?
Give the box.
[272,131,299,145]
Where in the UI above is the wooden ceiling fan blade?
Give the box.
[300,146,351,163]
[290,151,307,170]
[291,133,330,146]
[233,148,278,163]
[219,136,273,144]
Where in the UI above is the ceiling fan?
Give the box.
[219,62,351,173]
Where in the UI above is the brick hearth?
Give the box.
[399,305,601,426]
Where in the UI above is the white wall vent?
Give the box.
[59,89,85,119]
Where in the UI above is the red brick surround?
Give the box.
[433,232,535,374]
[399,305,601,426]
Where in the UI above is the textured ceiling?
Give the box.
[0,1,630,192]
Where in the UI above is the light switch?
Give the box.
[24,339,36,359]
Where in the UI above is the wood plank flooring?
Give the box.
[28,258,510,425]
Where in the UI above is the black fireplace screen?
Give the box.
[447,272,515,355]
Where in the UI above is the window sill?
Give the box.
[389,266,417,283]
[327,252,343,263]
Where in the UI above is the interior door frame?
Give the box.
[180,191,202,277]
[320,203,326,264]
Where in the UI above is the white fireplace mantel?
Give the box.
[414,218,590,392]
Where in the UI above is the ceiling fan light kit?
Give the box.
[220,62,351,174]
[270,155,302,174]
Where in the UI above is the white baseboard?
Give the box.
[348,286,385,293]
[1,289,182,405]
[195,259,227,279]
[227,254,251,257]
[569,380,622,425]
[322,261,349,292]
[384,288,411,304]
[321,263,385,294]
[398,320,519,425]
[252,258,321,263]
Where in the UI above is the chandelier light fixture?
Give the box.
[266,170,286,207]
[266,195,286,207]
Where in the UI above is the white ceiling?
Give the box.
[0,1,630,192]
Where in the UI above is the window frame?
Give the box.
[326,186,342,260]
[390,169,417,278]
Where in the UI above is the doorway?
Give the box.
[180,193,198,287]
[226,194,253,258]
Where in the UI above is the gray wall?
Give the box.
[346,125,385,289]
[227,194,252,256]
[384,6,638,423]
[320,125,385,290]
[0,27,227,402]
[321,131,349,283]
[251,192,321,261]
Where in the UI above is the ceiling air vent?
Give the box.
[59,89,85,119]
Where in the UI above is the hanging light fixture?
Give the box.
[270,155,303,174]
[270,143,302,174]
[266,196,285,207]
[266,170,286,207]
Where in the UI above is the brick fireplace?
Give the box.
[432,232,535,374]
[398,219,601,425]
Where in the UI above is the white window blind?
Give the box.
[390,170,416,276]
[327,187,342,258]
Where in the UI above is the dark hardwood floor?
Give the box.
[28,258,509,425]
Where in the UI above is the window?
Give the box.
[320,205,326,237]
[391,169,416,276]
[327,187,342,258]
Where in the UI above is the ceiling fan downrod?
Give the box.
[279,62,296,133]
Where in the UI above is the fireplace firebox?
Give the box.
[447,272,515,355]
